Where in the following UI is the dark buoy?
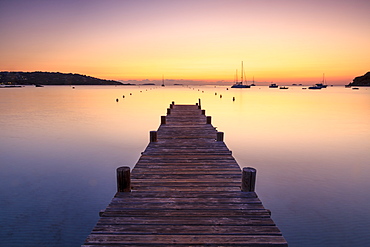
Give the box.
[220,95,222,98]
[232,97,235,101]
[130,93,132,95]
[215,92,217,95]
[116,98,119,102]
[122,95,125,98]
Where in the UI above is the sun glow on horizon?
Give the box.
[0,0,369,85]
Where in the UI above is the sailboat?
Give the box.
[315,74,327,88]
[231,62,250,88]
[309,74,327,89]
[161,75,165,87]
[250,76,256,86]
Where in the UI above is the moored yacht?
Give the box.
[269,83,278,88]
[231,62,250,88]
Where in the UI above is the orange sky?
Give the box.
[0,0,369,85]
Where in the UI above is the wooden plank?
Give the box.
[113,191,259,199]
[90,225,283,235]
[100,209,271,217]
[95,216,276,226]
[106,199,265,209]
[109,197,262,204]
[84,234,288,246]
[130,175,242,180]
[129,186,243,192]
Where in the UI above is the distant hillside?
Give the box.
[347,72,370,87]
[0,71,123,85]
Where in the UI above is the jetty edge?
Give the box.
[82,101,288,246]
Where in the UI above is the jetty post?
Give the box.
[116,166,131,192]
[161,115,166,125]
[150,131,157,142]
[241,167,257,192]
[217,131,224,142]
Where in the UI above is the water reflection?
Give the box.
[0,85,369,246]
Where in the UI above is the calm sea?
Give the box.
[0,85,369,246]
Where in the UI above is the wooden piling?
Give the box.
[161,116,166,125]
[241,167,257,192]
[217,131,224,142]
[150,131,157,142]
[116,166,131,192]
[206,116,212,124]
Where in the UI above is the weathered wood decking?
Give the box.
[82,103,287,246]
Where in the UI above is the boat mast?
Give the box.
[162,75,165,87]
[241,61,244,85]
[322,73,325,84]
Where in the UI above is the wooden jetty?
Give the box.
[82,102,287,246]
